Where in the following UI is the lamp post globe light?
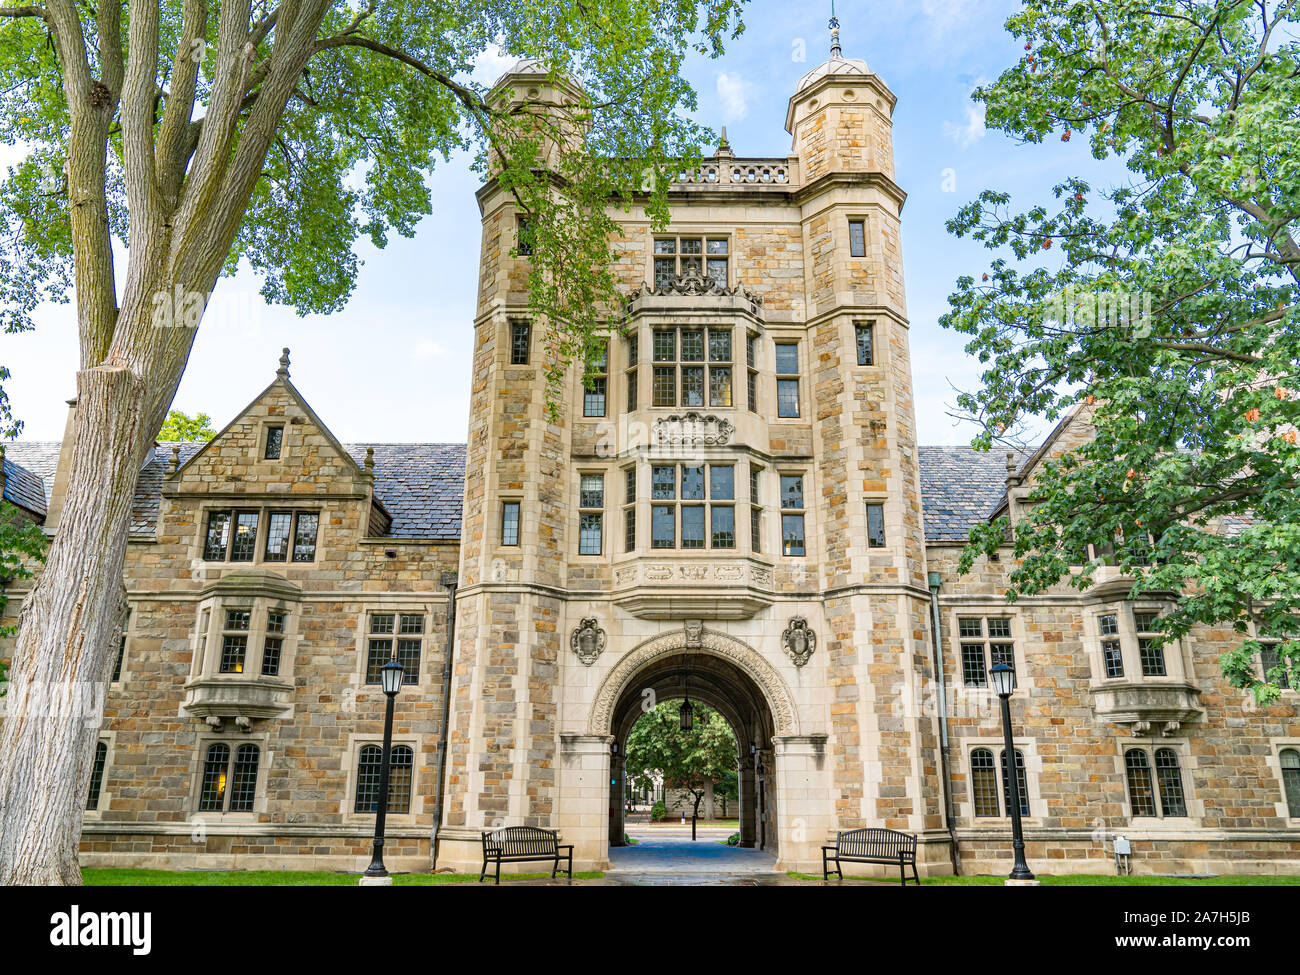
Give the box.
[360,659,405,886]
[990,662,1037,885]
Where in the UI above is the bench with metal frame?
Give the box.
[822,827,919,885]
[479,826,574,884]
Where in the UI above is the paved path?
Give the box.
[607,826,778,877]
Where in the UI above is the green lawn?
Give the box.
[83,868,603,886]
[788,871,1300,886]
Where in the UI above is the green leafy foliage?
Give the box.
[0,501,48,649]
[943,1,1299,703]
[625,701,738,803]
[157,410,216,442]
[0,0,749,419]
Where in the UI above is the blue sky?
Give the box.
[3,0,1116,446]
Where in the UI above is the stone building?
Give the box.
[2,37,1298,877]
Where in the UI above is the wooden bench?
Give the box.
[479,826,574,884]
[822,827,919,885]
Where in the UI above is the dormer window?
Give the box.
[264,425,284,459]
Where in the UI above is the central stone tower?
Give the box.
[434,25,947,875]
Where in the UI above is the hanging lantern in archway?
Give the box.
[679,697,694,732]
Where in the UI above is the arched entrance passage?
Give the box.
[589,627,798,860]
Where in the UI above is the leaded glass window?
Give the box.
[1001,749,1030,817]
[1282,749,1300,818]
[578,474,604,555]
[644,464,734,550]
[264,425,283,460]
[355,743,414,814]
[501,501,520,546]
[112,611,128,682]
[654,236,728,286]
[1125,749,1157,817]
[292,512,319,562]
[866,502,886,548]
[229,744,260,813]
[262,610,285,676]
[1261,640,1293,690]
[848,218,866,257]
[204,510,231,560]
[1135,612,1166,676]
[1154,748,1186,817]
[961,642,987,687]
[775,343,800,417]
[264,511,292,561]
[650,327,732,408]
[510,321,531,365]
[230,511,259,562]
[970,748,999,817]
[87,741,108,810]
[583,342,607,417]
[780,474,805,556]
[219,608,251,674]
[1100,613,1124,678]
[855,321,874,366]
[198,743,231,812]
[366,613,395,684]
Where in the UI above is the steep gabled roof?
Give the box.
[2,450,49,518]
[917,445,1034,542]
[3,440,467,541]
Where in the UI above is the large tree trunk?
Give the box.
[0,365,145,885]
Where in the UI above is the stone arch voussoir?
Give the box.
[587,626,800,737]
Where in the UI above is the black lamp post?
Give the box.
[991,662,1035,883]
[362,658,405,883]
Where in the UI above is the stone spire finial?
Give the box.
[716,125,732,156]
[277,347,290,379]
[364,447,375,473]
[167,445,180,475]
[829,3,843,59]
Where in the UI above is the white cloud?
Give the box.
[715,72,751,121]
[943,79,987,148]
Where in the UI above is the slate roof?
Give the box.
[3,440,468,540]
[2,451,49,518]
[343,443,467,539]
[6,440,1019,544]
[917,445,1033,542]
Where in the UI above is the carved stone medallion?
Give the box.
[571,617,607,666]
[781,617,816,667]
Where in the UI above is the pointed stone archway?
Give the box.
[586,626,801,869]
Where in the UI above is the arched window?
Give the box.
[198,743,231,812]
[86,741,108,810]
[1001,749,1029,817]
[355,744,415,814]
[970,748,999,817]
[1125,749,1157,817]
[229,744,261,813]
[1281,749,1300,818]
[1154,748,1187,817]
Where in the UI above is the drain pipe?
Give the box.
[430,571,458,872]
[928,571,961,876]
